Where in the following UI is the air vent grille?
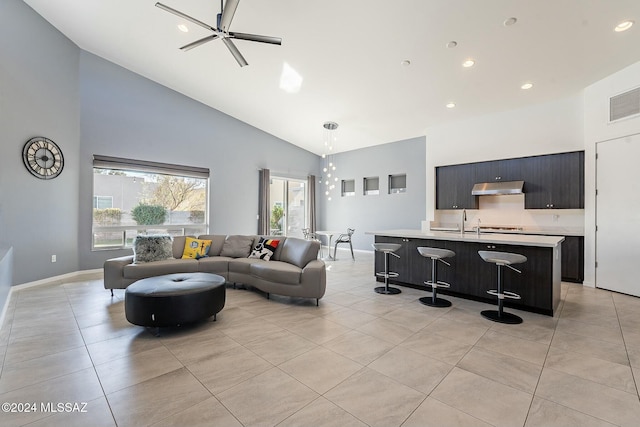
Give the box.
[610,87,640,122]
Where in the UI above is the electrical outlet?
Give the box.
[51,255,57,263]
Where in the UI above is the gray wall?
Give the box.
[0,0,80,287]
[78,51,320,270]
[0,0,320,298]
[0,248,13,318]
[319,136,427,252]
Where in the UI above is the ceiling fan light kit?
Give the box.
[156,0,281,67]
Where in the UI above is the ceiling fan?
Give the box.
[155,0,282,67]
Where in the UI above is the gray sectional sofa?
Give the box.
[103,234,326,303]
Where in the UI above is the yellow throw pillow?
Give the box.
[181,237,212,259]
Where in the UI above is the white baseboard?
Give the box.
[0,269,103,329]
[321,246,374,255]
[11,269,103,291]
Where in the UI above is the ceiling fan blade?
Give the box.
[155,2,216,32]
[222,38,248,67]
[219,0,240,32]
[180,34,219,51]
[229,32,282,45]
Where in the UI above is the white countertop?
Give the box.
[366,229,564,247]
[474,226,583,237]
[430,223,583,237]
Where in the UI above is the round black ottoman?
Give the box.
[125,273,226,328]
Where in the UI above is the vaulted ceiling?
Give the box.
[23,0,640,154]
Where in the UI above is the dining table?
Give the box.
[314,230,340,260]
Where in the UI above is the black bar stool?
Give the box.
[417,247,455,307]
[478,250,526,324]
[372,243,402,295]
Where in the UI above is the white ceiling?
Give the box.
[23,0,640,155]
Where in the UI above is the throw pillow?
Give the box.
[248,238,280,261]
[220,235,255,258]
[133,235,174,264]
[181,236,213,259]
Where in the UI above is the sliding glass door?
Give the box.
[270,177,306,237]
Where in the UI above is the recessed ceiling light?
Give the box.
[177,24,189,32]
[614,20,634,32]
[446,102,456,109]
[504,17,517,26]
[462,59,475,68]
[446,41,458,49]
[401,59,411,66]
[521,82,534,90]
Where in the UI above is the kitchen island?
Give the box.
[367,230,564,316]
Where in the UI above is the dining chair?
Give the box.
[333,228,355,260]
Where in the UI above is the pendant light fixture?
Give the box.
[321,121,338,201]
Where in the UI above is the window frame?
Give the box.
[91,155,210,251]
[269,176,308,238]
[388,173,407,194]
[341,179,356,197]
[363,176,380,195]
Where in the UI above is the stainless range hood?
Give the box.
[471,180,524,196]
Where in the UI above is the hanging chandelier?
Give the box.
[321,121,338,201]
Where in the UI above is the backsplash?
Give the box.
[433,194,584,232]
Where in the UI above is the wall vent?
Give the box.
[609,87,640,122]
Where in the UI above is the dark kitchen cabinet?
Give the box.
[441,239,557,314]
[374,235,561,315]
[436,151,584,211]
[561,236,584,283]
[435,163,478,210]
[523,151,584,209]
[474,157,525,183]
[373,236,425,286]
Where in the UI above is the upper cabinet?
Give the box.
[435,163,478,210]
[474,157,525,183]
[436,151,584,210]
[523,151,584,209]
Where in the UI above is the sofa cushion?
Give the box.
[228,258,264,275]
[248,237,280,261]
[133,235,174,264]
[279,237,318,269]
[124,258,199,279]
[197,256,232,274]
[172,236,189,259]
[198,235,227,256]
[220,235,255,258]
[182,237,212,259]
[250,261,301,285]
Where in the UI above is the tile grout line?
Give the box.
[62,281,120,427]
[611,293,640,402]
[0,291,19,380]
[520,283,566,427]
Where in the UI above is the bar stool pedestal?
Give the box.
[372,243,402,295]
[417,247,455,308]
[478,251,526,324]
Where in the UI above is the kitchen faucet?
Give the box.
[460,209,467,235]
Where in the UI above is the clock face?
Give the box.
[22,137,64,180]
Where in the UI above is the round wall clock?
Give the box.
[22,137,64,180]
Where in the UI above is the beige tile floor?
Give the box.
[0,251,639,426]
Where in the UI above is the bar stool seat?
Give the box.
[478,250,526,324]
[417,247,455,307]
[372,243,402,295]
